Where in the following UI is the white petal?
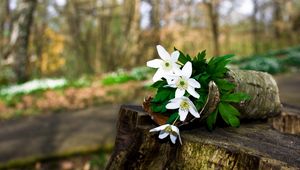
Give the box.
[166,82,176,87]
[180,96,189,100]
[171,126,182,144]
[188,99,197,109]
[167,76,178,85]
[181,61,192,78]
[170,125,180,135]
[152,68,164,82]
[179,109,188,121]
[172,64,182,75]
[147,59,163,68]
[166,101,180,109]
[168,98,182,103]
[159,131,169,139]
[178,134,182,144]
[170,51,180,62]
[170,134,177,144]
[188,79,201,88]
[164,84,176,88]
[156,45,170,60]
[187,86,200,99]
[164,74,177,84]
[149,124,169,132]
[189,106,200,118]
[175,88,185,98]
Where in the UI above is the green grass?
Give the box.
[101,66,153,86]
[232,45,300,74]
[0,77,93,107]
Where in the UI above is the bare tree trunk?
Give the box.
[0,0,10,59]
[204,0,220,56]
[272,0,282,40]
[150,0,160,54]
[251,0,259,53]
[65,0,95,74]
[9,0,37,83]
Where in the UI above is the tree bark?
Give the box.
[251,0,259,53]
[0,0,11,59]
[149,0,161,56]
[9,0,37,83]
[106,105,300,169]
[272,0,282,40]
[226,70,281,119]
[204,0,220,56]
[271,104,300,135]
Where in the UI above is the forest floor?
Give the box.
[0,104,120,169]
[0,72,299,169]
[275,72,300,107]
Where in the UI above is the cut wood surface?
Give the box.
[106,105,300,170]
[271,104,300,135]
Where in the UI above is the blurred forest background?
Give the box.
[0,0,300,120]
[0,0,300,169]
[0,0,300,84]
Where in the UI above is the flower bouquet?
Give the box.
[143,45,281,144]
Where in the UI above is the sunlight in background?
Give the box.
[8,0,255,30]
[56,0,66,6]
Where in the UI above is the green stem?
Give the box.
[176,61,184,66]
[172,115,180,125]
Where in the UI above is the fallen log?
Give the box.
[143,70,282,126]
[106,105,300,169]
[226,70,281,119]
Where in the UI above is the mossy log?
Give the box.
[226,70,281,119]
[143,70,282,126]
[106,105,300,170]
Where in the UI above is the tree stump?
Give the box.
[106,105,300,170]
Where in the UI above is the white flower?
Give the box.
[166,96,200,121]
[147,45,181,82]
[150,124,182,144]
[167,61,201,98]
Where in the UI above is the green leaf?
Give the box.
[195,94,207,110]
[206,109,218,131]
[166,112,179,124]
[152,87,174,102]
[150,80,167,88]
[221,93,251,103]
[174,47,192,64]
[228,115,240,127]
[215,79,235,91]
[218,102,240,127]
[151,100,168,113]
[208,54,234,67]
[193,50,206,62]
[219,102,240,116]
[207,54,234,78]
[192,50,207,74]
[194,73,210,86]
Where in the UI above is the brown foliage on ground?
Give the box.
[0,81,151,119]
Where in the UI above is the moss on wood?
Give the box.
[106,105,300,170]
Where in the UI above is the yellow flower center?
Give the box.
[162,60,172,71]
[164,125,172,133]
[176,77,188,90]
[164,125,177,136]
[180,100,190,111]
